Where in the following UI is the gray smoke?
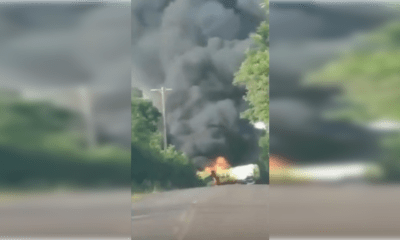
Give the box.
[132,0,266,168]
[0,2,131,148]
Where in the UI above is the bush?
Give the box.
[378,134,400,183]
[0,145,130,189]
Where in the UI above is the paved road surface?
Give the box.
[2,184,399,239]
[133,184,400,239]
[0,189,131,238]
[270,184,400,237]
[132,185,269,240]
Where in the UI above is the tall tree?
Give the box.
[131,95,161,149]
[233,0,269,124]
[0,96,84,150]
[131,90,202,189]
[233,0,269,183]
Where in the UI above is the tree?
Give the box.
[233,0,269,183]
[131,91,203,190]
[0,93,130,188]
[131,92,161,148]
[0,96,85,150]
[233,0,269,124]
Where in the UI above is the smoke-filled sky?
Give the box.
[2,1,396,164]
[270,2,400,163]
[0,2,131,148]
[132,0,266,168]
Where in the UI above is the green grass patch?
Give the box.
[270,169,313,185]
[132,193,151,203]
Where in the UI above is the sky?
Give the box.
[132,0,266,167]
[1,1,399,158]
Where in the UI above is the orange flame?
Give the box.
[270,154,293,171]
[204,156,231,175]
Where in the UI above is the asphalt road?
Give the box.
[2,184,399,239]
[270,184,400,237]
[133,184,400,239]
[0,189,131,238]
[132,185,269,240]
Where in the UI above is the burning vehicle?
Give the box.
[197,156,260,186]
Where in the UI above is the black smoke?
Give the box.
[0,2,131,149]
[269,2,399,163]
[132,0,266,168]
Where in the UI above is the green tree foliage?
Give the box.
[131,92,204,191]
[0,98,84,149]
[233,0,269,183]
[233,0,269,124]
[0,93,130,189]
[131,95,161,148]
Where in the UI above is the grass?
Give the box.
[0,192,30,203]
[270,168,313,185]
[0,189,62,204]
[132,193,148,203]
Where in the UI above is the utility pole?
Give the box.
[78,86,96,149]
[151,87,172,150]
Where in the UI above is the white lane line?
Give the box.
[271,238,400,240]
[176,206,197,240]
[179,212,187,222]
[132,214,150,220]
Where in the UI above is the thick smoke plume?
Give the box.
[0,3,131,148]
[132,0,266,168]
[269,2,399,163]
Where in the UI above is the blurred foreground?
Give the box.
[133,183,400,239]
[132,185,268,240]
[0,189,131,238]
[270,184,400,237]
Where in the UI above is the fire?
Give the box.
[204,156,231,175]
[270,154,293,171]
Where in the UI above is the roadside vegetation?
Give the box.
[305,19,400,183]
[131,91,206,194]
[233,0,269,184]
[0,93,130,191]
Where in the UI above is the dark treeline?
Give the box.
[131,91,205,192]
[0,92,130,190]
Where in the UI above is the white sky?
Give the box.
[254,122,267,130]
[369,120,400,131]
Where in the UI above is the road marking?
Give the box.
[132,214,150,220]
[176,205,197,240]
[179,212,187,222]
